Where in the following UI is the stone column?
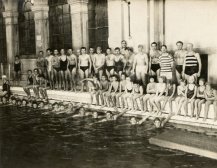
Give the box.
[2,11,19,64]
[32,5,49,54]
[148,0,165,46]
[68,0,89,50]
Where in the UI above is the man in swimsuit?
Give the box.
[105,48,115,78]
[32,68,40,99]
[125,47,135,77]
[59,49,69,90]
[78,47,92,91]
[174,41,187,82]
[93,46,105,80]
[89,47,95,76]
[149,42,161,78]
[67,48,77,91]
[121,40,127,56]
[51,49,60,90]
[13,55,22,86]
[132,45,149,85]
[46,48,53,89]
[36,51,48,81]
[183,43,202,81]
[114,47,126,78]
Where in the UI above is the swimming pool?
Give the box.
[0,106,217,168]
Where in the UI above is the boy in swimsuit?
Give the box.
[13,55,22,86]
[204,83,217,121]
[140,76,156,112]
[149,42,161,77]
[46,48,54,89]
[174,41,187,81]
[93,46,105,80]
[183,43,202,81]
[132,45,148,85]
[78,47,92,91]
[194,78,206,119]
[131,81,144,111]
[67,48,77,91]
[115,73,126,108]
[51,49,60,90]
[106,75,119,107]
[121,40,127,56]
[105,48,115,78]
[114,47,126,78]
[99,75,109,106]
[23,70,34,98]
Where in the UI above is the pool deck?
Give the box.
[149,129,217,160]
[6,86,217,130]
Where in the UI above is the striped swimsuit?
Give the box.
[184,54,199,76]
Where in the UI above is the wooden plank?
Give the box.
[149,130,217,160]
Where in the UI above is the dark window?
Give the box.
[88,0,108,51]
[49,0,72,50]
[0,14,7,63]
[18,0,36,55]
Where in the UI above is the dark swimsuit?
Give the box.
[106,66,115,72]
[167,85,174,97]
[14,62,21,72]
[28,76,33,85]
[185,55,199,76]
[151,64,160,73]
[197,88,205,100]
[2,83,11,97]
[176,65,183,74]
[59,58,68,71]
[187,85,195,99]
[68,64,76,72]
[80,66,89,72]
[114,59,123,73]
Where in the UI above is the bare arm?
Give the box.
[196,53,202,77]
[88,55,92,71]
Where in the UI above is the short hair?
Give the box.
[106,111,112,114]
[121,40,127,44]
[161,45,167,49]
[96,46,102,50]
[176,41,183,45]
[39,50,44,54]
[151,42,158,46]
[15,55,19,58]
[80,47,86,50]
[46,48,51,52]
[179,79,186,84]
[106,47,111,50]
[126,47,134,53]
[121,72,126,77]
[114,47,120,51]
[138,44,144,48]
[154,117,161,123]
[199,78,205,83]
[27,70,32,73]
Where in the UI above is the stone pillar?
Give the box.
[148,0,165,46]
[32,5,49,54]
[68,0,89,50]
[2,11,19,64]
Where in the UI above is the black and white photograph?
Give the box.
[0,0,217,167]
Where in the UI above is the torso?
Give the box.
[159,53,173,72]
[174,49,186,65]
[150,50,161,64]
[105,54,115,66]
[94,53,105,67]
[14,60,21,72]
[59,55,68,71]
[79,54,90,67]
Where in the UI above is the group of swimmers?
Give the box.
[15,40,202,92]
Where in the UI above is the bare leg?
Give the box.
[204,101,212,121]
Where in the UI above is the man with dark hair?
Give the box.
[121,40,128,56]
[36,50,48,81]
[93,46,105,80]
[114,47,126,78]
[46,48,53,89]
[67,48,77,91]
[174,41,187,81]
[149,42,161,78]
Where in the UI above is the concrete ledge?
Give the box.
[149,130,217,160]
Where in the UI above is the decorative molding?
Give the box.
[67,0,88,5]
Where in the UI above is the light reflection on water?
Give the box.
[0,106,217,168]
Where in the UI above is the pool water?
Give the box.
[0,105,217,168]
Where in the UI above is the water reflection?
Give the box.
[0,106,217,168]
